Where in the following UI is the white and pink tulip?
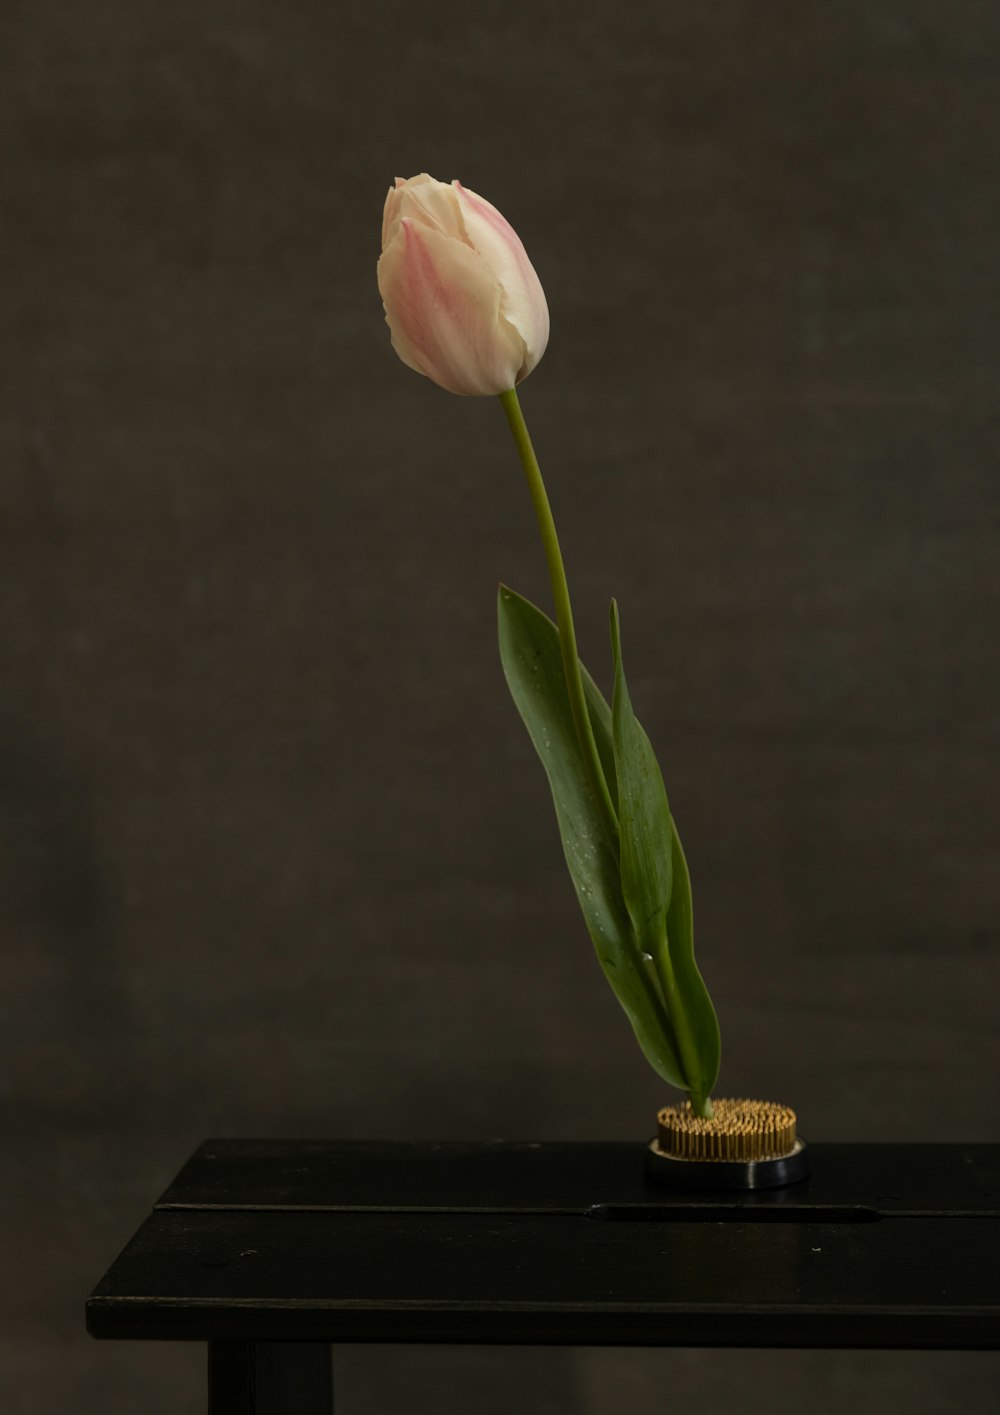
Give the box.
[377,173,549,397]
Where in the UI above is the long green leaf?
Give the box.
[498,584,685,1087]
[609,602,673,936]
[666,821,722,1099]
[609,600,721,1104]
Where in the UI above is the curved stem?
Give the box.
[498,388,620,853]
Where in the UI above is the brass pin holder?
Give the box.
[646,1098,810,1191]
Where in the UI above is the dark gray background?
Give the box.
[2,2,998,1411]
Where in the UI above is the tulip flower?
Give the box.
[377,174,721,1117]
[377,173,549,396]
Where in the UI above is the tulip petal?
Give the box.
[382,172,464,249]
[398,179,465,240]
[452,181,550,376]
[381,181,404,251]
[377,219,526,397]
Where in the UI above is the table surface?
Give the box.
[86,1140,1000,1350]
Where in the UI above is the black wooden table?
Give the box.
[86,1140,1000,1413]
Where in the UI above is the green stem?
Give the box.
[498,388,620,853]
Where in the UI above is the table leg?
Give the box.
[208,1341,333,1414]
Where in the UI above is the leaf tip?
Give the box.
[609,598,622,661]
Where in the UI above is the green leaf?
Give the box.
[609,602,673,937]
[498,584,685,1088]
[609,600,721,1103]
[665,822,722,1099]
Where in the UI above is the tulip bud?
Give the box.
[377,173,549,397]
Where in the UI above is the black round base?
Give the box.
[645,1136,811,1191]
